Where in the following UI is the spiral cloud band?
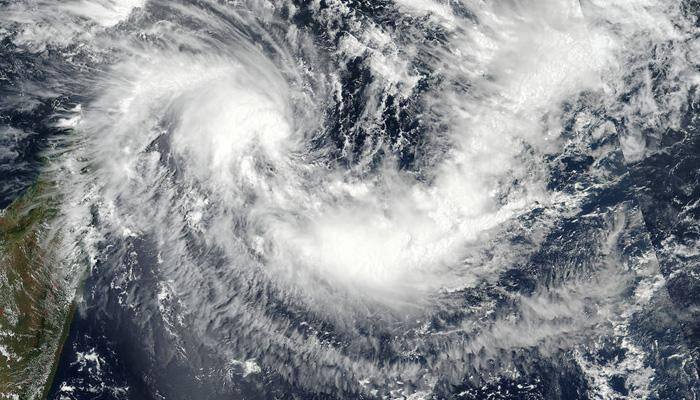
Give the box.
[1,0,699,399]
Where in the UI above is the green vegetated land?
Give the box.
[0,181,72,400]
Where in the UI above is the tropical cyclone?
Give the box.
[0,0,699,399]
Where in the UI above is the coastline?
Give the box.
[0,181,76,400]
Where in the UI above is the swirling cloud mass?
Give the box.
[1,0,699,399]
